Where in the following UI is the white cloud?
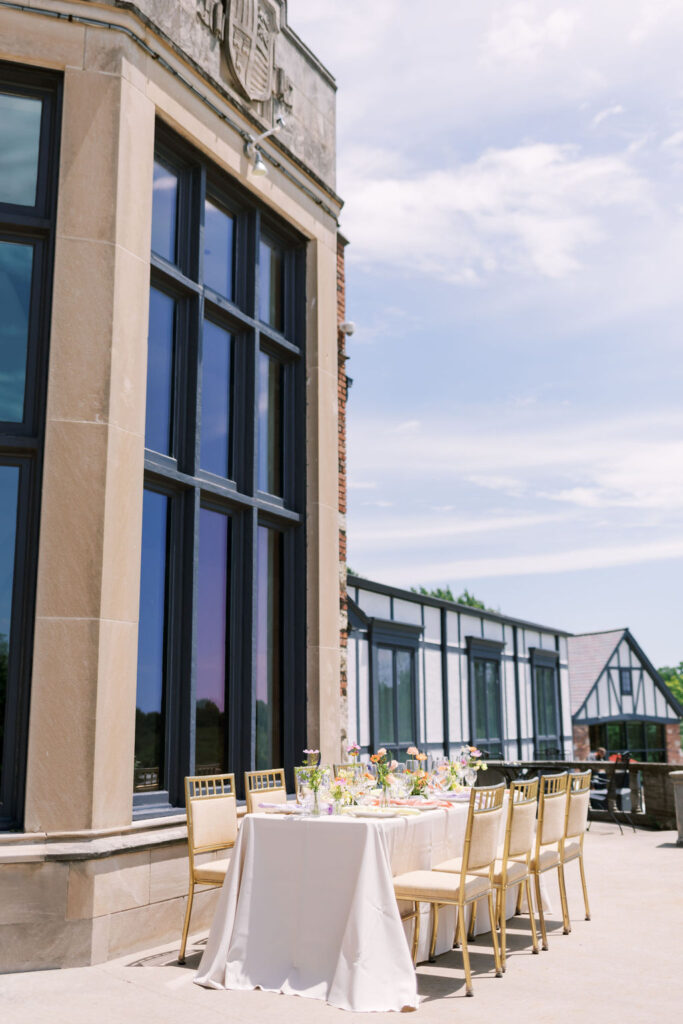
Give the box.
[591,104,625,127]
[388,538,683,585]
[484,4,580,64]
[343,142,648,283]
[352,512,567,550]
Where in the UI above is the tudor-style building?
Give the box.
[346,575,574,763]
[569,630,683,764]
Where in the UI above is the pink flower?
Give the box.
[377,747,387,756]
[390,760,398,770]
[407,746,419,757]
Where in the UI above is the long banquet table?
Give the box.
[194,804,546,1012]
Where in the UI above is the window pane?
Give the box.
[0,466,19,790]
[377,647,393,744]
[134,490,169,792]
[204,199,234,299]
[396,650,413,743]
[485,660,500,740]
[606,722,623,751]
[473,660,486,740]
[196,508,229,774]
[0,92,42,206]
[200,321,232,477]
[620,668,632,695]
[257,351,283,495]
[255,527,282,769]
[151,160,178,262]
[0,240,33,422]
[259,236,284,330]
[145,288,175,456]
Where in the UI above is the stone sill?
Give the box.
[0,804,248,864]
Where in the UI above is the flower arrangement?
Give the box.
[369,747,398,791]
[347,742,361,761]
[406,746,427,763]
[409,770,431,797]
[329,775,352,807]
[457,745,487,772]
[298,749,328,792]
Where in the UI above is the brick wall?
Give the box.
[337,233,348,700]
[665,722,683,764]
[572,724,590,760]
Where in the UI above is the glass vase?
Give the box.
[311,789,321,816]
[380,784,391,809]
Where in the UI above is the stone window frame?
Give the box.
[134,123,307,817]
[0,62,62,830]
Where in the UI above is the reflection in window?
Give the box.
[257,351,282,495]
[534,665,559,759]
[134,490,169,792]
[0,466,19,790]
[200,322,232,477]
[472,658,502,758]
[151,160,178,263]
[196,508,229,774]
[255,527,282,769]
[0,92,42,207]
[0,241,33,422]
[145,288,175,456]
[620,668,632,695]
[377,648,393,744]
[204,199,234,299]
[259,236,284,330]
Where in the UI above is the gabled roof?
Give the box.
[567,630,625,714]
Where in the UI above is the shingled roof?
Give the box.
[567,630,625,714]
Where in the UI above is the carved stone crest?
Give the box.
[197,0,226,39]
[225,0,280,102]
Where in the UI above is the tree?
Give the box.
[658,662,683,707]
[411,585,494,611]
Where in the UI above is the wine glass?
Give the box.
[465,766,477,788]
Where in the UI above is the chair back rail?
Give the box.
[185,772,237,859]
[535,772,569,853]
[504,777,539,860]
[462,782,506,875]
[244,768,287,813]
[565,770,591,840]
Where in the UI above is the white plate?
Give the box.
[347,808,399,819]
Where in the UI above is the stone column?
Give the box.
[24,59,155,833]
[305,236,342,767]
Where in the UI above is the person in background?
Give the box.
[587,746,607,761]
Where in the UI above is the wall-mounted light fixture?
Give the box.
[244,115,285,178]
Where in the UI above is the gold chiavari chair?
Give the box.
[561,769,592,928]
[392,782,506,997]
[433,776,539,971]
[244,768,287,813]
[526,771,570,950]
[179,772,237,963]
[332,762,363,777]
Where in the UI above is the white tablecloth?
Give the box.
[195,805,548,1012]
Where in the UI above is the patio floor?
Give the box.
[1,821,680,1023]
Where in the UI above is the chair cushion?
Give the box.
[563,840,581,862]
[433,857,528,886]
[530,848,560,872]
[194,856,231,884]
[394,870,490,903]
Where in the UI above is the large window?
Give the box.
[530,649,562,760]
[134,126,305,812]
[468,638,504,758]
[0,65,60,829]
[369,621,420,756]
[590,721,666,762]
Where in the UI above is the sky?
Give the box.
[289,1,683,667]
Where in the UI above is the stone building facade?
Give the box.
[0,0,344,969]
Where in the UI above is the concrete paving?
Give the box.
[1,822,681,1024]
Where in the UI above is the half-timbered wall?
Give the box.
[346,577,573,761]
[573,636,679,726]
